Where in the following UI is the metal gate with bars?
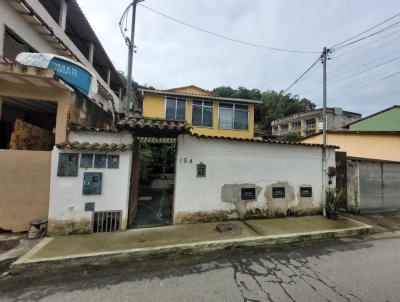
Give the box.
[359,162,400,212]
[92,210,122,233]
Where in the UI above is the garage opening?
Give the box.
[0,97,57,150]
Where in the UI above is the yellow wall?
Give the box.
[143,94,255,138]
[301,133,400,162]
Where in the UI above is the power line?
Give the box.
[297,52,400,94]
[283,56,321,93]
[138,3,320,54]
[331,12,400,48]
[333,20,400,50]
[333,68,400,99]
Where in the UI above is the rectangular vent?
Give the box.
[92,211,122,233]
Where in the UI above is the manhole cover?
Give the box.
[215,223,242,236]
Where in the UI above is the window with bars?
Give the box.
[165,97,186,120]
[219,103,248,130]
[192,100,213,127]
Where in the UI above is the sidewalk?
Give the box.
[11,216,371,275]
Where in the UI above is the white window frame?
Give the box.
[192,100,214,128]
[218,102,249,131]
[165,97,186,120]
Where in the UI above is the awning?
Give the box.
[16,52,97,98]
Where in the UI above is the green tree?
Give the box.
[212,86,315,133]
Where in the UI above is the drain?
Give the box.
[215,223,242,236]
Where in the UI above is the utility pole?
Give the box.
[321,47,329,216]
[125,0,144,116]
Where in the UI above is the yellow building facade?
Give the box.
[141,86,260,138]
[301,131,400,162]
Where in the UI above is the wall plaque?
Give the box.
[197,162,206,177]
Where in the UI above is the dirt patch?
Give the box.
[0,239,19,254]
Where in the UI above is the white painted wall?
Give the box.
[48,131,133,232]
[174,135,336,221]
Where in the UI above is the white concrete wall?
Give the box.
[174,135,336,223]
[0,1,120,112]
[48,131,133,234]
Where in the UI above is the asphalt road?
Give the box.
[1,235,400,302]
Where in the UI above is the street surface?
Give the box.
[1,235,400,302]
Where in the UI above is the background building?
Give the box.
[271,107,361,137]
[142,85,261,139]
[346,105,400,131]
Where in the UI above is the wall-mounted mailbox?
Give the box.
[107,155,120,169]
[272,187,285,198]
[94,154,107,168]
[57,153,79,176]
[83,172,102,195]
[80,153,94,168]
[300,187,312,198]
[241,188,256,200]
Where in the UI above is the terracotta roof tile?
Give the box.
[56,141,133,151]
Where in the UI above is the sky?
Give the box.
[77,0,400,116]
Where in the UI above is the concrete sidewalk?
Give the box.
[11,216,371,274]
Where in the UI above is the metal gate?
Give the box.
[359,162,400,212]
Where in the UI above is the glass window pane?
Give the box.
[234,110,248,130]
[203,106,213,127]
[192,105,202,126]
[220,103,233,109]
[166,98,176,119]
[219,107,233,129]
[176,99,186,120]
[193,100,202,105]
[236,104,248,110]
[203,101,213,107]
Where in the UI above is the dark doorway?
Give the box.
[129,139,177,228]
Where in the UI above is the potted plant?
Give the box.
[325,188,338,219]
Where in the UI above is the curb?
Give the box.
[10,224,371,275]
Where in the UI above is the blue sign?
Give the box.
[48,57,92,97]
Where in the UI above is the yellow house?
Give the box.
[141,85,261,138]
[300,130,400,162]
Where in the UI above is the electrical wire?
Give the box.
[333,68,400,99]
[331,12,400,48]
[138,3,320,54]
[297,53,400,94]
[283,56,321,93]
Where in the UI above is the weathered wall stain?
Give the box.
[48,219,92,235]
[174,210,239,224]
[221,184,262,219]
[265,181,295,217]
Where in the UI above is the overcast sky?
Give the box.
[77,0,400,116]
